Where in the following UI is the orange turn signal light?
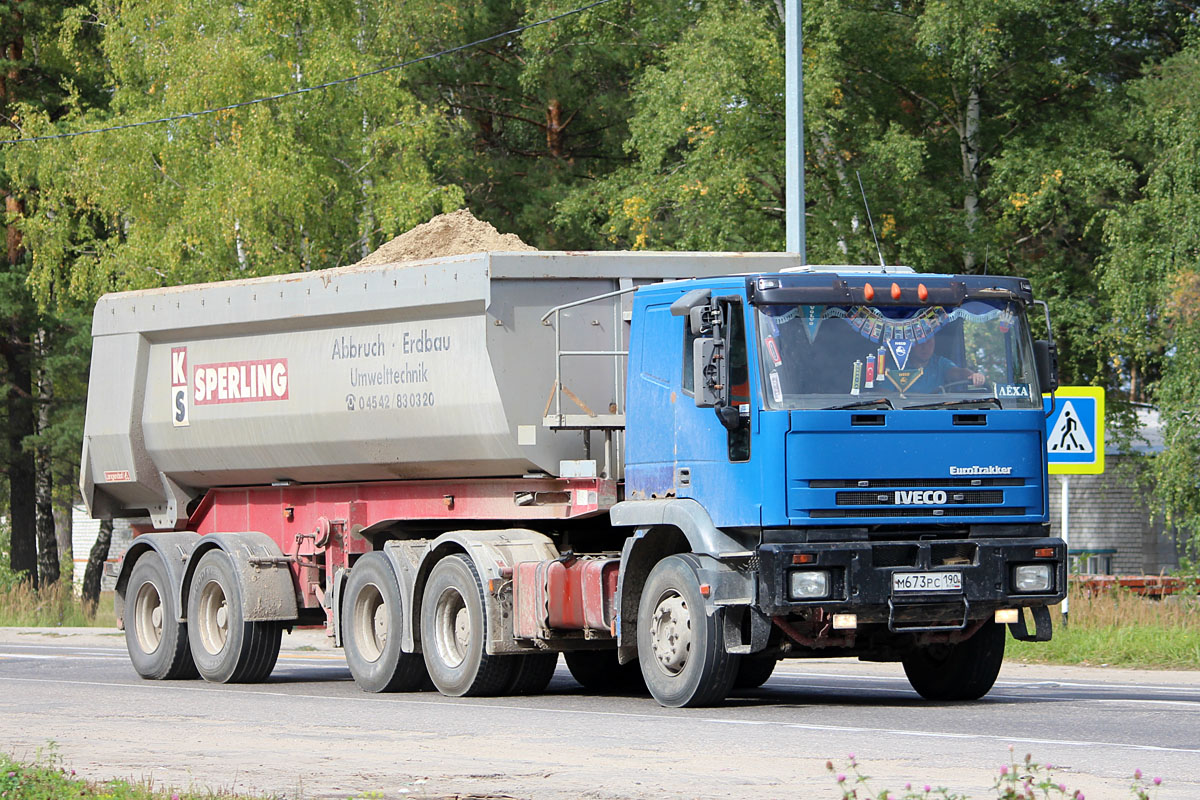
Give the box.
[863,282,875,301]
[891,282,902,300]
[792,553,817,565]
[1034,547,1056,558]
[918,283,928,301]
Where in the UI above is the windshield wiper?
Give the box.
[824,397,895,411]
[903,397,1002,410]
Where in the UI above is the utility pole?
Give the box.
[785,0,806,261]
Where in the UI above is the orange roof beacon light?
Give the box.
[891,282,902,300]
[918,283,929,302]
[863,282,875,301]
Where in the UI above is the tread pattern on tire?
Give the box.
[504,652,558,695]
[902,620,1006,701]
[124,555,197,681]
[343,552,428,693]
[422,554,515,697]
[188,549,281,684]
[637,555,740,708]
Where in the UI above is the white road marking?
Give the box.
[4,675,1199,756]
[771,670,1200,696]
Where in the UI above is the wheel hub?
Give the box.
[197,579,230,656]
[433,587,469,669]
[650,593,692,675]
[133,582,164,654]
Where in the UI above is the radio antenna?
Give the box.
[856,171,885,268]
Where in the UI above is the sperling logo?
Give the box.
[895,490,947,505]
[949,465,1013,476]
[194,358,289,405]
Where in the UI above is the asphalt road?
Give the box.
[2,628,1197,800]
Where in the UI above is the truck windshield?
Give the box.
[754,298,1040,410]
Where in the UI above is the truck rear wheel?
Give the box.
[343,553,428,692]
[902,620,1006,701]
[187,549,282,684]
[504,653,559,695]
[734,657,777,690]
[564,650,645,693]
[420,554,514,697]
[637,555,740,708]
[124,554,197,680]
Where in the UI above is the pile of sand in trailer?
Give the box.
[355,208,536,267]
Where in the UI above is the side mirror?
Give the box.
[1034,340,1059,394]
[694,337,723,408]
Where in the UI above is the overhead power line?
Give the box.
[0,0,618,146]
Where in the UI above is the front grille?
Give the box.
[836,490,1004,506]
[874,544,919,567]
[812,478,1023,489]
[811,507,1019,519]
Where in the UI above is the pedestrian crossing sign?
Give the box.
[1042,386,1105,474]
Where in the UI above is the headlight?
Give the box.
[1013,564,1053,593]
[789,570,830,599]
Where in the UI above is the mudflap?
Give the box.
[1007,605,1053,642]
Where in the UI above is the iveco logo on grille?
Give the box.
[895,490,947,505]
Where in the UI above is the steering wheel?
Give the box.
[940,379,992,393]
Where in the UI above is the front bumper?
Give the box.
[757,536,1066,629]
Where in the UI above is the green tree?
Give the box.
[1101,38,1200,549]
[8,0,462,303]
[2,0,109,585]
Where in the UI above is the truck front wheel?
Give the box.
[902,619,1006,701]
[343,553,429,692]
[187,549,282,683]
[637,555,740,708]
[564,650,645,694]
[420,554,514,697]
[124,554,197,680]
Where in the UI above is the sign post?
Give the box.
[1042,386,1106,624]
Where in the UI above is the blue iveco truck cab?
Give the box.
[611,264,1065,706]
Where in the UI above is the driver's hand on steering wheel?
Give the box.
[969,371,986,386]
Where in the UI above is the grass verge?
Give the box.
[0,581,117,627]
[1006,584,1200,669]
[1,751,242,800]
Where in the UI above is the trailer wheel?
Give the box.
[637,556,740,708]
[124,554,197,680]
[503,653,559,695]
[733,657,777,690]
[187,549,282,684]
[421,554,514,697]
[343,553,428,692]
[902,620,1006,701]
[564,650,646,694]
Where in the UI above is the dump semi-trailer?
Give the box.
[85,251,1065,707]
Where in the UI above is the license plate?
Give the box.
[892,571,963,593]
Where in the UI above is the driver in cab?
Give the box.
[907,336,985,393]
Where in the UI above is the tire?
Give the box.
[187,549,282,684]
[504,653,559,695]
[734,657,777,690]
[124,554,197,680]
[420,554,515,697]
[637,555,740,708]
[902,620,1006,701]
[564,650,646,694]
[343,553,428,693]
